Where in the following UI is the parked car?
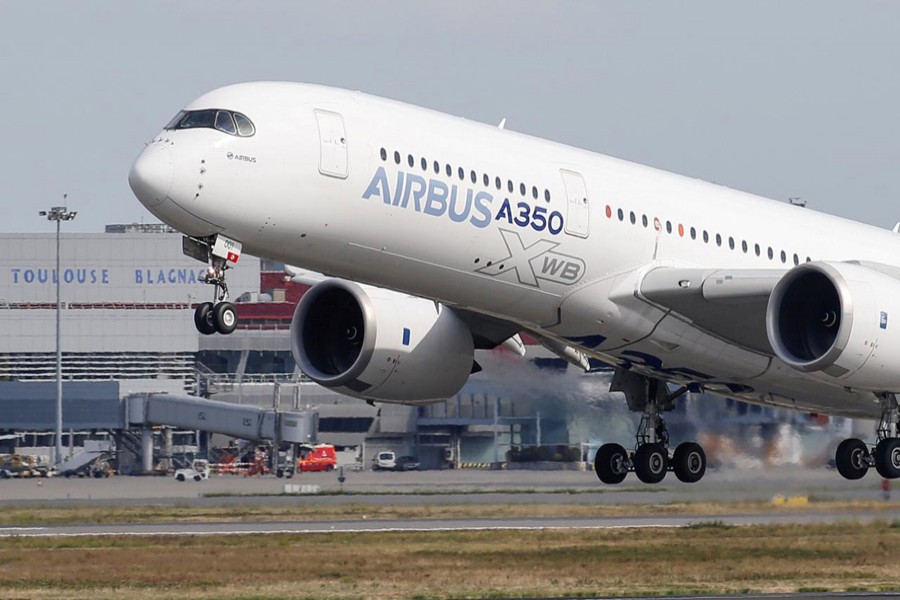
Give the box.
[396,456,420,471]
[372,451,420,471]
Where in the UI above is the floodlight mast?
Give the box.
[39,200,77,469]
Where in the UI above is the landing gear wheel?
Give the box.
[594,443,629,485]
[874,438,900,479]
[836,438,870,480]
[213,301,237,334]
[194,302,216,335]
[633,443,668,484]
[672,442,706,483]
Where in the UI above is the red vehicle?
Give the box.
[297,444,337,472]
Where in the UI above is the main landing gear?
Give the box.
[835,394,900,480]
[184,235,242,336]
[594,369,708,485]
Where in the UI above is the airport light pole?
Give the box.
[39,203,77,468]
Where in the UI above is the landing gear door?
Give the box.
[561,169,589,238]
[315,109,349,179]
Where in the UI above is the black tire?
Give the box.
[176,473,185,482]
[193,475,202,482]
[836,438,869,480]
[874,438,900,479]
[633,443,668,484]
[194,302,216,335]
[275,468,284,478]
[213,302,238,335]
[672,442,706,483]
[594,443,628,484]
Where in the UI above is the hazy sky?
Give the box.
[2,1,900,232]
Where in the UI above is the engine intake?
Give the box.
[291,279,475,402]
[767,261,900,390]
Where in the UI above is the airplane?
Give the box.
[129,81,900,485]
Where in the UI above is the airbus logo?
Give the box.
[477,229,585,287]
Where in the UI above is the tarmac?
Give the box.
[0,464,896,507]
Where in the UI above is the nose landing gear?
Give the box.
[183,235,242,335]
[593,369,708,485]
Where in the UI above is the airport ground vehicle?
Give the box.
[174,459,210,482]
[297,444,336,472]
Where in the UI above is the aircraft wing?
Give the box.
[638,267,785,354]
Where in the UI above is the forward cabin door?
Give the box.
[315,109,349,178]
[561,170,589,238]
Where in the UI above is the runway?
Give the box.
[2,508,898,538]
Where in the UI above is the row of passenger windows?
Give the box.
[605,205,811,266]
[165,109,256,137]
[380,147,552,203]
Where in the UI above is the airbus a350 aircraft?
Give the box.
[130,81,900,485]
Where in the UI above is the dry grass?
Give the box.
[0,522,898,599]
[2,498,899,526]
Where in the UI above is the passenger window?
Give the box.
[629,211,636,225]
[666,221,672,234]
[434,161,440,174]
[471,170,477,184]
[793,253,799,266]
[728,237,735,250]
[780,250,787,263]
[508,180,514,193]
[768,247,774,260]
[741,240,748,253]
[380,148,387,161]
[690,227,696,240]
[408,155,414,168]
[544,189,551,202]
[519,183,526,196]
[446,164,452,177]
[642,215,648,228]
[715,234,722,247]
[617,208,624,221]
[458,167,465,181]
[394,151,401,165]
[483,173,489,186]
[495,177,502,190]
[703,231,709,243]
[532,186,538,199]
[755,243,761,256]
[421,157,428,171]
[233,112,255,136]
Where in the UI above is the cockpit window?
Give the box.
[165,109,255,137]
[233,112,255,136]
[214,110,236,135]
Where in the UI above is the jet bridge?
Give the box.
[126,393,317,473]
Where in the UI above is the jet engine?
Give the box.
[291,279,475,402]
[766,261,900,390]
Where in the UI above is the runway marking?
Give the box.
[0,527,46,531]
[0,523,680,538]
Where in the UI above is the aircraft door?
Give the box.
[561,170,589,238]
[315,109,349,178]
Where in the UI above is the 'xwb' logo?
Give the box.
[476,229,585,287]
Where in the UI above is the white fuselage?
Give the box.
[131,82,900,419]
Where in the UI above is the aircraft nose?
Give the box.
[128,143,173,208]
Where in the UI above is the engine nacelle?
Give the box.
[291,279,475,403]
[766,261,900,390]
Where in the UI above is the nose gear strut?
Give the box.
[182,234,242,335]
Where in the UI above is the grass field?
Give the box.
[0,522,898,599]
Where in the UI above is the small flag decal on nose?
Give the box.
[402,328,411,346]
[881,311,888,330]
[227,252,240,263]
